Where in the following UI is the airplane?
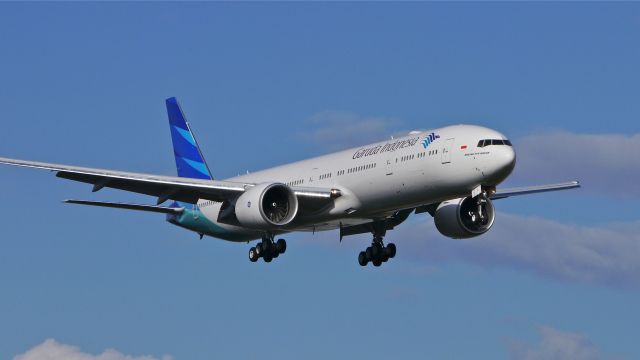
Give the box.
[0,97,580,267]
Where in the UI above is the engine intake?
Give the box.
[434,196,495,239]
[235,183,299,229]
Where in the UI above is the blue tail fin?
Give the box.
[166,97,213,180]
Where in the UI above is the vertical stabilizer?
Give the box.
[166,97,213,180]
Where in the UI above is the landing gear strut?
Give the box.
[469,192,489,225]
[358,223,396,267]
[249,235,286,263]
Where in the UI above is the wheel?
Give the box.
[249,247,259,262]
[385,243,396,258]
[371,244,384,260]
[261,241,271,253]
[372,258,382,267]
[381,253,389,262]
[264,255,273,263]
[358,251,368,266]
[276,239,287,254]
[255,243,263,256]
[370,244,382,259]
[365,247,373,261]
[272,249,279,258]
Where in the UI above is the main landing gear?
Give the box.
[358,224,396,267]
[249,235,286,263]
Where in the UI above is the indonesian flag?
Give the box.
[460,145,468,150]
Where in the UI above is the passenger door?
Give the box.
[308,167,320,184]
[385,158,394,175]
[441,138,454,164]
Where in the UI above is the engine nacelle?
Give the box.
[434,196,495,239]
[235,183,299,229]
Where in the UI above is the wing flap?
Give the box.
[56,171,203,204]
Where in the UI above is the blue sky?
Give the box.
[1,3,639,360]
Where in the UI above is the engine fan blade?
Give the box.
[264,199,289,223]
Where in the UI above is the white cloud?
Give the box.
[13,339,172,360]
[511,132,640,196]
[397,212,640,288]
[301,111,400,150]
[506,326,605,360]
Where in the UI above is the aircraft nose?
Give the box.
[497,146,516,177]
[485,145,516,185]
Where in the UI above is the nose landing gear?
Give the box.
[468,193,489,225]
[249,235,286,263]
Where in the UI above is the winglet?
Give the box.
[166,97,213,180]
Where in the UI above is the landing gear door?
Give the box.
[441,138,454,164]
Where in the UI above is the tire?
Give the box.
[249,247,259,262]
[365,247,373,261]
[370,244,382,259]
[371,244,384,259]
[372,259,382,267]
[255,243,263,256]
[386,243,397,258]
[358,251,368,266]
[276,239,287,254]
[264,255,273,263]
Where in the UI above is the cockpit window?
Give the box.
[477,139,512,147]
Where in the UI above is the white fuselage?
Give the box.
[191,124,516,241]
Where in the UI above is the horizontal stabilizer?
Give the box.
[65,199,184,214]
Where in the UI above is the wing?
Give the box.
[490,181,580,200]
[0,157,339,204]
[414,181,580,216]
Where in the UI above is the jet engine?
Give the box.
[434,196,495,239]
[235,183,299,229]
